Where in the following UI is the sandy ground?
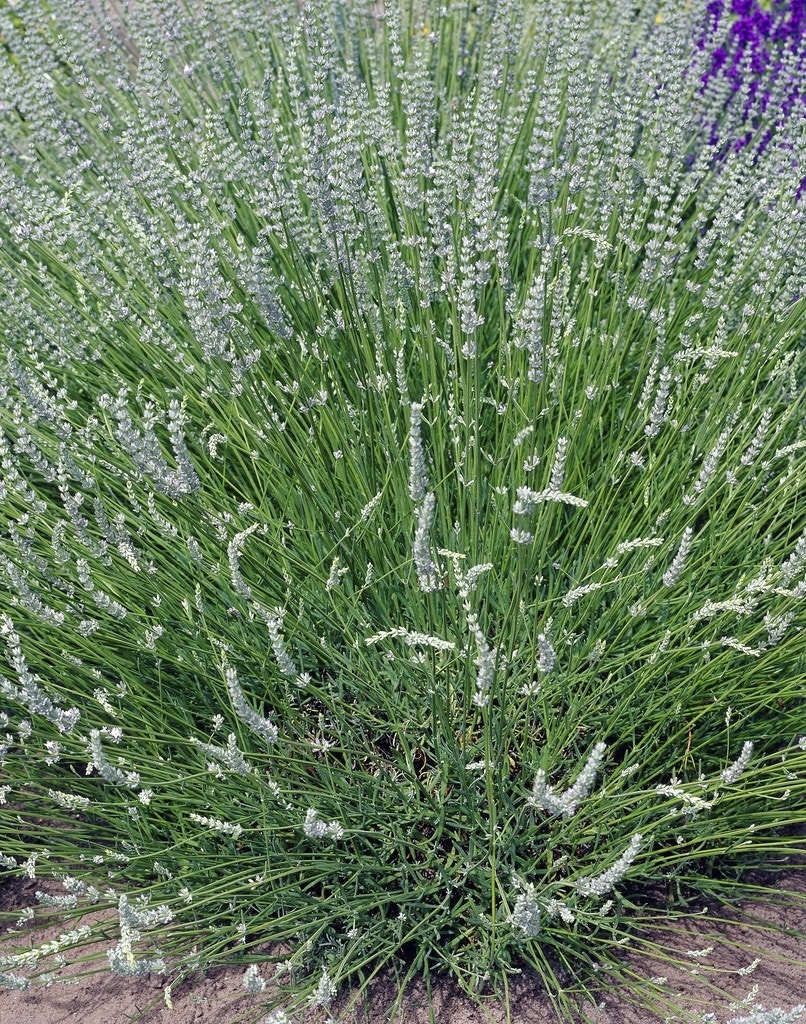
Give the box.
[1,873,805,1024]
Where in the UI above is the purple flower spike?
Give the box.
[695,0,806,198]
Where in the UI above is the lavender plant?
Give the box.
[698,0,805,128]
[696,0,806,191]
[0,0,805,1020]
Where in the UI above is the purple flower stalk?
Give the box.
[697,0,806,193]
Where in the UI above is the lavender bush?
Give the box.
[697,0,806,190]
[699,0,805,118]
[0,0,805,1020]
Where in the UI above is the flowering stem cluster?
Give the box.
[0,1,804,1021]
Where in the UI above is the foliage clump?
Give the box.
[0,0,804,1019]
